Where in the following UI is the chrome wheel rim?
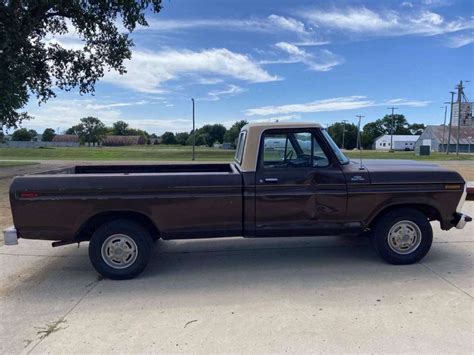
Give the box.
[387,220,422,255]
[101,234,138,269]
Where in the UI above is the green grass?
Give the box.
[0,145,235,161]
[345,150,474,161]
[0,145,472,162]
[0,161,40,167]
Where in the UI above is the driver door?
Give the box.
[255,129,347,237]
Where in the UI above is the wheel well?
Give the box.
[369,204,441,229]
[75,211,160,241]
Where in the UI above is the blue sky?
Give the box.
[25,0,474,134]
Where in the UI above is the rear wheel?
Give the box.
[371,208,433,265]
[89,220,154,280]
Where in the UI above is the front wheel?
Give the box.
[371,208,433,265]
[89,220,154,280]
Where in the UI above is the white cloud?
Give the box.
[275,42,307,56]
[401,2,414,7]
[145,14,312,36]
[85,100,149,110]
[301,7,473,37]
[267,42,343,72]
[245,96,431,116]
[206,85,247,101]
[23,99,198,134]
[267,15,309,35]
[445,33,474,47]
[102,48,280,93]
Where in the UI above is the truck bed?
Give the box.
[38,163,237,175]
[10,163,243,242]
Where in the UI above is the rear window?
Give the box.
[234,131,247,164]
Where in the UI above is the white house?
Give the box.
[374,135,420,151]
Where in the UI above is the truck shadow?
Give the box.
[2,235,464,301]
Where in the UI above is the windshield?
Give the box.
[321,129,350,165]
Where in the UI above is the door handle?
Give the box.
[264,178,279,183]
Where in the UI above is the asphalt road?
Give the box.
[1,202,473,354]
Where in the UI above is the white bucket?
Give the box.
[3,227,18,245]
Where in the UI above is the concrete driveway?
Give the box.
[1,202,473,354]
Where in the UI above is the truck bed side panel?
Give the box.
[10,172,243,241]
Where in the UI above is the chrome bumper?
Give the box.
[454,213,472,230]
[3,226,18,245]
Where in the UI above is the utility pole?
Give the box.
[446,91,455,155]
[468,137,472,154]
[356,115,364,170]
[191,98,195,161]
[355,115,364,149]
[441,106,447,152]
[455,81,463,156]
[341,119,348,150]
[387,107,398,152]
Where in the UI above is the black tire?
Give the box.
[88,219,154,280]
[371,208,433,265]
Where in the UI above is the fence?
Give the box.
[0,141,80,148]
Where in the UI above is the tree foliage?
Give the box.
[327,122,358,150]
[112,121,130,136]
[360,114,426,149]
[41,128,56,142]
[196,124,227,147]
[161,131,176,145]
[0,0,163,129]
[11,128,34,141]
[175,132,190,145]
[224,120,248,147]
[65,116,106,146]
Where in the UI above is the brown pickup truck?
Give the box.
[3,122,472,279]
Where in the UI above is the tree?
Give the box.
[81,117,106,146]
[175,132,190,145]
[408,123,426,135]
[11,128,33,141]
[224,120,248,147]
[161,132,176,145]
[359,115,425,149]
[66,124,84,136]
[361,121,383,149]
[28,129,38,141]
[0,1,163,129]
[41,128,56,142]
[187,134,207,146]
[112,121,129,136]
[197,124,227,147]
[327,122,358,150]
[378,114,410,135]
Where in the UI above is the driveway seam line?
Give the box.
[24,279,101,354]
[421,263,473,299]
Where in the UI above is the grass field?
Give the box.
[0,161,39,168]
[0,145,473,162]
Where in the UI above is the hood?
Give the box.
[359,159,464,185]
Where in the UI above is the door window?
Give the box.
[262,131,329,168]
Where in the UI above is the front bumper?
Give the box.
[3,226,18,245]
[453,213,472,230]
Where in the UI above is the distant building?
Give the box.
[374,135,419,151]
[102,135,146,146]
[451,102,473,127]
[414,125,474,153]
